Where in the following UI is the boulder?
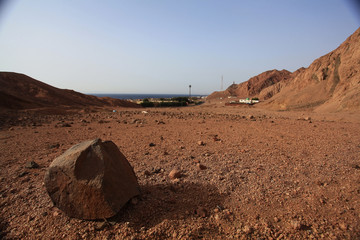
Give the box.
[44,139,140,220]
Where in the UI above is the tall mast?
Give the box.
[221,75,223,91]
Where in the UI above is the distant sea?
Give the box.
[90,93,207,100]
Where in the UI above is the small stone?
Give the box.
[339,222,347,230]
[144,170,152,176]
[49,143,60,149]
[243,225,253,234]
[197,163,207,170]
[274,217,280,222]
[131,197,139,205]
[194,207,208,217]
[224,209,232,216]
[95,222,107,231]
[19,171,29,177]
[197,141,205,146]
[25,161,39,169]
[152,168,161,174]
[213,135,221,141]
[290,220,301,230]
[351,164,360,170]
[169,169,182,180]
[21,177,30,183]
[149,143,156,147]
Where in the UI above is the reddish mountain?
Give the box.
[207,69,292,100]
[209,27,360,112]
[262,27,360,112]
[0,72,139,110]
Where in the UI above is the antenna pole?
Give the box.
[189,85,191,98]
[221,75,223,91]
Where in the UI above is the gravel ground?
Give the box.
[1,104,360,239]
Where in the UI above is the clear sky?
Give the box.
[0,0,359,95]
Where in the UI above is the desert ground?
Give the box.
[1,103,360,239]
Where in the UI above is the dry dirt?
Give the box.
[1,104,360,239]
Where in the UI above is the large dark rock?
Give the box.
[44,139,140,220]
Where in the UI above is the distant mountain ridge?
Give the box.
[207,69,292,100]
[0,72,139,109]
[208,27,360,112]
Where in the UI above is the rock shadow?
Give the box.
[0,216,9,239]
[109,181,227,229]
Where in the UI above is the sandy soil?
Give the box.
[1,104,360,239]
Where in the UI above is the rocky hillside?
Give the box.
[209,27,360,112]
[262,27,360,112]
[207,69,292,100]
[0,72,139,110]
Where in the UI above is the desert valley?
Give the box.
[0,28,360,239]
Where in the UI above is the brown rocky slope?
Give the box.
[209,27,360,112]
[262,27,360,112]
[0,72,139,110]
[207,69,292,100]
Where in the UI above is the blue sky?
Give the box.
[0,0,359,95]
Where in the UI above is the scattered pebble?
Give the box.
[25,161,39,169]
[169,169,182,180]
[197,163,207,170]
[339,222,348,231]
[290,220,301,230]
[131,197,139,205]
[94,222,107,231]
[194,207,208,218]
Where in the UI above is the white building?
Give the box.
[239,98,259,104]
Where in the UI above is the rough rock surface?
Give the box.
[259,27,360,111]
[207,69,292,100]
[44,138,140,220]
[208,27,360,112]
